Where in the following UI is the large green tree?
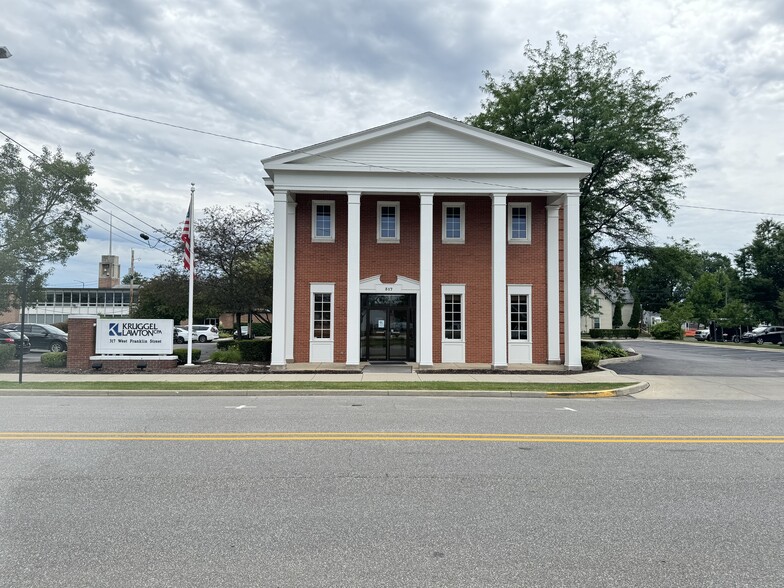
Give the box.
[0,140,99,309]
[467,33,694,294]
[149,204,273,324]
[736,219,784,323]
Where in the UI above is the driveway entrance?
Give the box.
[360,294,415,362]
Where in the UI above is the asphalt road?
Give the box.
[1,395,782,587]
[610,338,784,376]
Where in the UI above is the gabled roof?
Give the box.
[263,112,592,178]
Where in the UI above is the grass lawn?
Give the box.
[0,381,635,393]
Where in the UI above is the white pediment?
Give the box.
[264,112,592,176]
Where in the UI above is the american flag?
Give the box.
[182,201,192,270]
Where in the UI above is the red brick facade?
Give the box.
[291,193,560,364]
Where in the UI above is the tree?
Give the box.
[736,219,784,323]
[612,299,623,329]
[625,241,701,312]
[686,272,724,325]
[467,33,694,297]
[628,298,641,329]
[159,204,273,324]
[122,271,145,285]
[0,140,99,310]
[660,301,694,340]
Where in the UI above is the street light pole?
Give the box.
[18,268,34,384]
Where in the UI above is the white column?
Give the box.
[563,193,582,370]
[346,192,361,366]
[546,204,561,364]
[285,200,296,361]
[270,189,289,368]
[491,193,507,368]
[419,193,434,367]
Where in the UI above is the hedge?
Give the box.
[581,347,601,370]
[650,321,682,340]
[236,339,272,362]
[588,329,639,339]
[41,352,67,368]
[173,348,202,364]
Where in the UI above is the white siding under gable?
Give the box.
[294,124,569,171]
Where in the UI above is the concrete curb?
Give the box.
[0,383,649,398]
[598,353,642,366]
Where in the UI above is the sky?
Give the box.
[2,0,783,288]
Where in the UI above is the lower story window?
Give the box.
[592,316,600,329]
[444,293,462,340]
[313,292,332,339]
[510,294,529,341]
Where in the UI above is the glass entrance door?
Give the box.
[360,295,416,362]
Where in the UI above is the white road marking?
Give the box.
[225,405,256,410]
[556,407,577,412]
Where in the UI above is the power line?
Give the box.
[680,204,783,217]
[0,82,567,195]
[0,129,178,251]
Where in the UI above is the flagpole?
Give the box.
[186,183,195,366]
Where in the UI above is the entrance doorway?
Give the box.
[360,294,416,362]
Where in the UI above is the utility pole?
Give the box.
[129,249,135,312]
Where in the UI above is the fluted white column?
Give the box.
[285,200,296,361]
[419,193,433,367]
[271,189,289,368]
[546,203,561,364]
[346,192,361,366]
[491,193,508,368]
[563,193,582,370]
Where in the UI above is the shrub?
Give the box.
[0,345,15,368]
[216,339,238,351]
[53,322,68,333]
[237,339,272,362]
[595,344,628,359]
[211,348,243,363]
[588,329,639,339]
[650,321,682,340]
[173,348,202,364]
[41,352,67,368]
[581,347,601,370]
[253,322,272,337]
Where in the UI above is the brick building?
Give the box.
[263,112,590,370]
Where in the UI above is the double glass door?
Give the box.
[360,295,415,362]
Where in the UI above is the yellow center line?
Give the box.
[1,432,783,443]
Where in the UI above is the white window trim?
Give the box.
[507,284,532,343]
[376,201,400,243]
[312,200,335,243]
[441,284,465,342]
[442,202,465,244]
[310,283,335,342]
[507,202,532,244]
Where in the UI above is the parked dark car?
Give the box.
[740,325,784,345]
[0,328,31,358]
[0,322,68,352]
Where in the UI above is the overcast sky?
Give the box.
[2,0,783,288]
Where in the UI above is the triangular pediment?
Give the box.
[263,112,591,175]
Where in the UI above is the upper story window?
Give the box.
[312,200,335,242]
[442,202,465,243]
[508,202,531,244]
[377,201,400,243]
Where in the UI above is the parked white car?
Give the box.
[182,325,220,343]
[694,329,710,341]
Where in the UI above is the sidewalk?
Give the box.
[0,364,646,398]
